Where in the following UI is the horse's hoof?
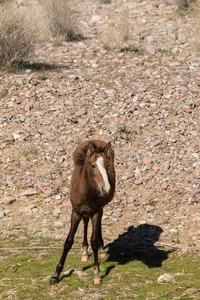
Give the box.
[93,275,101,285]
[50,276,59,285]
[99,252,107,259]
[81,255,89,262]
[94,277,101,285]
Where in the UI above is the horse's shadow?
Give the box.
[101,223,173,278]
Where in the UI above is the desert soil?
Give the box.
[0,0,200,255]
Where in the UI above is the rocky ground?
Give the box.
[0,0,200,255]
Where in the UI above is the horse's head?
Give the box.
[86,141,114,197]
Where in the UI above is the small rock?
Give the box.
[182,107,192,113]
[171,47,181,54]
[20,189,38,196]
[172,110,178,116]
[146,45,156,55]
[162,183,168,190]
[143,159,152,165]
[142,118,150,126]
[163,161,170,170]
[2,134,14,143]
[192,153,199,159]
[112,211,122,218]
[32,80,40,86]
[55,194,62,200]
[2,196,16,205]
[153,139,162,146]
[75,107,87,117]
[91,15,101,24]
[12,132,21,140]
[0,208,5,218]
[157,273,174,283]
[22,204,36,213]
[112,217,118,222]
[53,207,61,217]
[146,205,154,212]
[54,221,64,228]
[25,103,32,111]
[134,180,143,185]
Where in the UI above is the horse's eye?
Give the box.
[92,164,96,168]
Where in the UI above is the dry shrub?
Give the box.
[176,0,197,10]
[99,0,112,3]
[102,11,131,51]
[40,0,78,44]
[0,3,41,67]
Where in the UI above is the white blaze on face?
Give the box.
[96,157,110,193]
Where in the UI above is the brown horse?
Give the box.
[50,140,115,285]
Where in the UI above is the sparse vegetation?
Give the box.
[0,3,40,68]
[0,237,200,299]
[177,0,197,10]
[102,10,132,51]
[40,0,79,45]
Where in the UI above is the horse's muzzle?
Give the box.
[99,185,110,197]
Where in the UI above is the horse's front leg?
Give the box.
[50,210,81,284]
[81,217,89,262]
[91,212,101,285]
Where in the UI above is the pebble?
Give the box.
[20,189,38,196]
[146,45,156,55]
[54,221,64,228]
[21,204,37,213]
[0,208,5,218]
[75,107,87,117]
[2,196,16,205]
[112,211,122,218]
[91,15,101,24]
[157,273,174,283]
[53,207,61,217]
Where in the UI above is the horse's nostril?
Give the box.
[100,185,110,196]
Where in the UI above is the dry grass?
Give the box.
[0,2,42,68]
[40,0,79,45]
[102,10,131,51]
[176,0,197,10]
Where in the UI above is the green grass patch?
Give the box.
[0,236,199,299]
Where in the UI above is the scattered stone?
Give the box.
[152,139,162,146]
[157,273,175,283]
[20,189,38,196]
[0,208,5,218]
[2,196,16,205]
[112,211,122,218]
[172,110,178,116]
[182,107,192,113]
[55,194,62,200]
[143,159,152,165]
[53,207,61,217]
[21,204,37,213]
[54,221,64,228]
[145,45,156,55]
[91,15,101,24]
[134,180,143,185]
[75,107,87,117]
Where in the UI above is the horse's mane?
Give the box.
[73,140,110,166]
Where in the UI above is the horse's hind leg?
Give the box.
[98,209,107,259]
[81,217,89,262]
[91,212,102,285]
[50,211,81,285]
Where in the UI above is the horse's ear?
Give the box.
[86,142,95,158]
[104,142,114,160]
